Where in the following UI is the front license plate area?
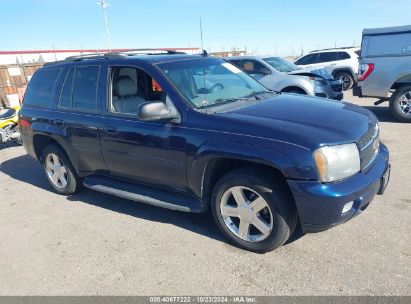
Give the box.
[378,164,391,195]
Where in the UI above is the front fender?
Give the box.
[187,138,317,199]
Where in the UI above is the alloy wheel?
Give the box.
[220,186,273,242]
[45,153,68,189]
[338,75,351,90]
[398,91,411,116]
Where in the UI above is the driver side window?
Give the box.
[109,67,166,115]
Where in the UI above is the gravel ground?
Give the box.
[0,92,410,296]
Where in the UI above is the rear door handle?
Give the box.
[54,119,64,126]
[103,126,117,134]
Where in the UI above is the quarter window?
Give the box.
[23,68,62,108]
[338,52,351,59]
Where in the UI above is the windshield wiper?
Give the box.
[242,90,273,100]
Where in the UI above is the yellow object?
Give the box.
[0,106,20,129]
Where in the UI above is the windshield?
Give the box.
[263,57,300,73]
[158,57,268,109]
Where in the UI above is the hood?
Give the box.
[217,94,376,149]
[288,67,334,80]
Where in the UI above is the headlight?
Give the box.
[309,77,327,86]
[313,79,327,86]
[313,143,360,182]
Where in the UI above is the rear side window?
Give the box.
[23,68,62,108]
[318,52,339,62]
[58,66,100,111]
[59,68,74,108]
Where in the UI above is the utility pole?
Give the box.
[97,0,112,52]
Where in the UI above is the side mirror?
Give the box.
[138,101,180,122]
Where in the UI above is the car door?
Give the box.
[99,65,187,191]
[295,53,319,68]
[54,64,106,173]
[318,52,340,68]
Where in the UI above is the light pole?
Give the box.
[97,0,112,52]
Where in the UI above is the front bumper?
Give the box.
[314,80,343,100]
[287,143,390,232]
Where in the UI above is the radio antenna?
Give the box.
[200,18,204,52]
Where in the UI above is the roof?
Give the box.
[363,25,411,36]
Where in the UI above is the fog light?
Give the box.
[342,201,354,213]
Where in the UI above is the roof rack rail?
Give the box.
[108,49,187,56]
[64,53,125,62]
[43,49,189,66]
[43,52,125,66]
[309,46,359,53]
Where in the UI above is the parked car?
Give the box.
[294,47,360,90]
[20,51,390,253]
[226,56,342,100]
[261,56,343,100]
[353,25,411,122]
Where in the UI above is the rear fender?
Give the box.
[30,121,80,173]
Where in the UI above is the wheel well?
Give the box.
[202,158,288,205]
[332,69,354,78]
[32,134,58,161]
[390,75,411,90]
[281,86,307,94]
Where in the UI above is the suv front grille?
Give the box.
[357,124,379,170]
[331,83,343,92]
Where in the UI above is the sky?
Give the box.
[1,0,410,56]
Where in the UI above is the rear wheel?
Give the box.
[390,85,411,122]
[335,71,354,91]
[211,168,297,253]
[42,144,82,195]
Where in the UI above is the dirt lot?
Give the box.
[0,92,410,296]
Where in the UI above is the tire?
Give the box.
[41,143,82,195]
[11,125,22,145]
[334,71,354,91]
[389,85,411,122]
[211,168,298,253]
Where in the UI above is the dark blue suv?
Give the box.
[19,51,390,252]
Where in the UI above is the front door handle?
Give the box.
[103,126,117,134]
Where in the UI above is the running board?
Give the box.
[83,176,204,213]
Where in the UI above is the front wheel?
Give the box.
[390,85,411,122]
[211,168,298,253]
[42,143,82,195]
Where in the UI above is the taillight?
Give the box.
[358,63,374,81]
[19,118,31,128]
